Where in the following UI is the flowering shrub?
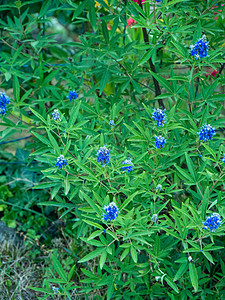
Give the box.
[0,0,225,299]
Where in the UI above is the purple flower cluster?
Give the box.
[203,213,222,232]
[190,35,209,60]
[152,108,166,127]
[122,159,134,173]
[103,202,119,221]
[198,124,215,142]
[0,91,10,115]
[68,90,78,101]
[155,135,166,149]
[55,155,68,170]
[97,145,110,166]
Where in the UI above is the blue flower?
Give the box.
[203,213,221,232]
[55,155,68,170]
[198,124,215,142]
[222,154,225,163]
[155,135,166,149]
[156,184,162,191]
[52,287,60,294]
[109,120,115,128]
[190,35,209,60]
[152,108,166,127]
[52,109,61,121]
[155,0,161,2]
[0,91,10,115]
[97,145,110,166]
[103,202,119,221]
[122,159,134,173]
[68,90,78,101]
[103,229,106,233]
[151,214,158,223]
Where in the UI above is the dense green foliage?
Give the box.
[0,0,225,299]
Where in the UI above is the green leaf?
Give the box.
[138,49,152,66]
[165,276,179,293]
[78,247,104,263]
[203,251,214,264]
[68,265,75,281]
[200,187,209,219]
[33,182,59,189]
[68,101,81,127]
[171,41,188,58]
[102,20,109,44]
[30,108,47,125]
[149,70,174,94]
[89,0,96,31]
[88,230,102,240]
[130,246,137,263]
[71,0,89,20]
[13,75,20,102]
[120,191,140,210]
[100,70,109,95]
[106,230,119,241]
[52,254,68,281]
[80,190,102,217]
[202,143,217,161]
[174,164,193,182]
[174,262,188,282]
[75,161,98,182]
[189,263,198,292]
[64,177,70,196]
[185,153,196,181]
[120,248,129,261]
[83,220,103,230]
[99,250,107,269]
[47,130,60,154]
[31,131,51,147]
[107,281,114,300]
[38,202,75,209]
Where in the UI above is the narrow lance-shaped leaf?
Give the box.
[189,263,198,292]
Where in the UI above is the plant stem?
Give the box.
[138,0,164,109]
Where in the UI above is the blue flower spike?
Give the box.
[203,213,222,232]
[52,287,60,294]
[109,120,115,128]
[155,135,166,149]
[222,154,225,163]
[52,109,61,121]
[152,108,166,127]
[97,145,110,166]
[68,90,78,101]
[55,155,68,170]
[103,202,119,222]
[122,159,134,173]
[156,184,162,191]
[190,35,209,60]
[198,124,215,142]
[0,91,10,115]
[151,214,158,223]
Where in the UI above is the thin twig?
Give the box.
[138,0,164,108]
